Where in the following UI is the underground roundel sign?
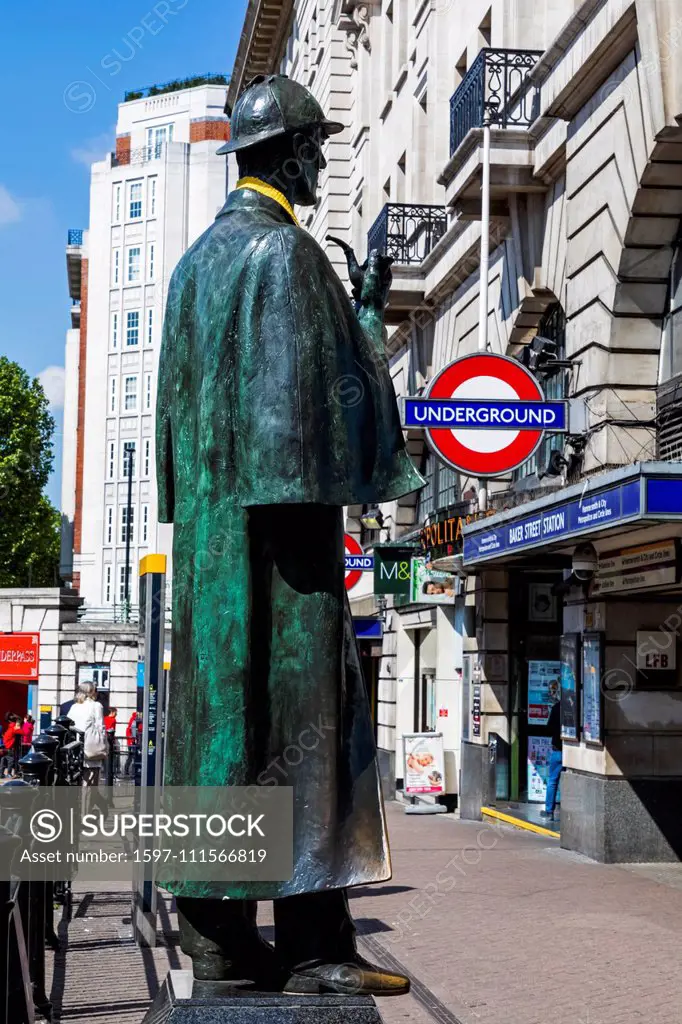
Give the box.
[344,534,374,591]
[403,353,568,477]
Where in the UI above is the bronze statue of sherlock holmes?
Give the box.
[156,74,424,996]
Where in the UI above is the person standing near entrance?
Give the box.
[541,698,562,821]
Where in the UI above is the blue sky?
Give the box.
[0,0,246,506]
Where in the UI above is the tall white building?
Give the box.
[62,76,233,614]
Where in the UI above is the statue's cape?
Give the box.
[156,188,423,522]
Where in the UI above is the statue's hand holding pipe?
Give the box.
[361,249,394,312]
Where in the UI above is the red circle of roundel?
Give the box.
[344,533,364,591]
[426,353,545,476]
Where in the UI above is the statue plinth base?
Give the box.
[143,971,385,1023]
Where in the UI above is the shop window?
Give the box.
[659,238,682,384]
[515,303,567,480]
[417,451,460,522]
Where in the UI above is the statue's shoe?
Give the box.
[283,955,410,997]
[191,942,286,991]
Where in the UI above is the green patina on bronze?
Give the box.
[156,75,424,901]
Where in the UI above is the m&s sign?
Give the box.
[374,548,412,595]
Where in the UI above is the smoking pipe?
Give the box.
[327,235,393,306]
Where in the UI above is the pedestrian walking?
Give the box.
[21,713,34,759]
[124,710,140,777]
[3,714,22,776]
[541,698,562,821]
[69,683,109,813]
[104,707,119,782]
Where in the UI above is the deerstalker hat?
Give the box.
[217,74,344,155]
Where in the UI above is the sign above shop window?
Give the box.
[591,540,678,597]
[636,631,677,671]
[374,547,412,595]
[402,353,568,477]
[420,503,494,560]
[0,633,40,681]
[410,557,456,604]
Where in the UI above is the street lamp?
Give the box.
[360,506,385,531]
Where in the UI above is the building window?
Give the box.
[111,312,118,349]
[144,438,151,477]
[149,177,157,217]
[113,183,121,222]
[127,246,141,283]
[119,564,132,604]
[515,303,567,480]
[142,505,149,543]
[121,441,136,478]
[145,374,152,410]
[112,249,120,286]
[124,375,138,411]
[126,311,139,346]
[129,181,143,220]
[108,441,116,480]
[121,505,135,544]
[147,308,154,345]
[148,243,155,281]
[110,377,117,413]
[106,508,113,544]
[105,565,112,603]
[146,124,173,160]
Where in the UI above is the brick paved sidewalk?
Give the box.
[45,802,682,1024]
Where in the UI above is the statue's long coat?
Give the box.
[156,188,423,899]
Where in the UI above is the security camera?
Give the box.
[572,542,598,581]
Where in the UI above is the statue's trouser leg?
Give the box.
[176,897,261,980]
[273,888,356,969]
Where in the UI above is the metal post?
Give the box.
[123,442,135,622]
[477,113,492,512]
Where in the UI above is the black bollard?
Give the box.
[19,750,52,787]
[32,733,60,785]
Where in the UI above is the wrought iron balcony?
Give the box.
[367,203,448,265]
[67,228,83,247]
[450,48,542,156]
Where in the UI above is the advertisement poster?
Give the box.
[527,735,556,803]
[560,634,580,741]
[527,660,561,725]
[410,558,456,604]
[582,633,603,745]
[403,733,445,794]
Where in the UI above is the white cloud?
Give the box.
[71,132,112,167]
[39,366,66,410]
[0,184,21,225]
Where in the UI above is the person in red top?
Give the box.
[21,714,35,758]
[3,714,23,776]
[124,710,140,777]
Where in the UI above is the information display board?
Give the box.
[560,634,580,741]
[582,632,604,745]
[403,733,445,795]
[527,660,561,726]
[527,735,554,803]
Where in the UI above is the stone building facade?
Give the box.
[228,0,682,861]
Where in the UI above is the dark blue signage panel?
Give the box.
[404,398,568,431]
[646,478,682,515]
[354,617,383,640]
[463,480,642,562]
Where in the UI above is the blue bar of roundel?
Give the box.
[403,398,568,431]
[646,478,682,514]
[345,556,375,570]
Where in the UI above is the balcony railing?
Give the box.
[367,203,448,265]
[112,143,168,168]
[450,48,542,156]
[67,228,83,246]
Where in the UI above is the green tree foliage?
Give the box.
[0,357,61,586]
